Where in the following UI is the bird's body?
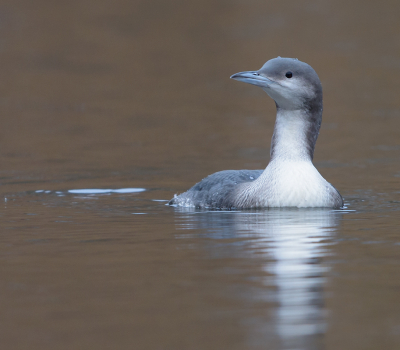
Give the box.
[169,57,343,209]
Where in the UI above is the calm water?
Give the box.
[1,0,400,349]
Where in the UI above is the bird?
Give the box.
[169,57,343,210]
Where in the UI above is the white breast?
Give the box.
[237,160,335,208]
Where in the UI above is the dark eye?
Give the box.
[285,71,293,78]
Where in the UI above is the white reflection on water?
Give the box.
[244,210,337,349]
[68,188,146,194]
[174,209,341,350]
[34,188,146,195]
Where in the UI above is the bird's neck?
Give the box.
[270,108,322,162]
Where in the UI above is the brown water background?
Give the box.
[0,0,400,349]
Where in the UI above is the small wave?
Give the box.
[68,188,146,194]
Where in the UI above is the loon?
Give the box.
[169,57,343,209]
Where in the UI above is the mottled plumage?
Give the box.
[170,170,263,209]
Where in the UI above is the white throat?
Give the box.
[270,109,316,162]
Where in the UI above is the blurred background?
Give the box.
[0,0,400,349]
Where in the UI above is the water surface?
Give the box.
[1,0,400,349]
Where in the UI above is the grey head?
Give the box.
[231,57,323,159]
[230,57,322,112]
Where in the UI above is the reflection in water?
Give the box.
[174,209,342,350]
[34,188,146,195]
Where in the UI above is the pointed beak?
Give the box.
[230,71,275,88]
